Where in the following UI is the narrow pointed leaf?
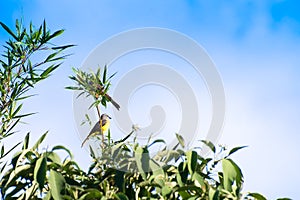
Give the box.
[32,131,48,150]
[0,22,18,40]
[227,146,247,157]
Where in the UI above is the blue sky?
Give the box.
[1,1,300,199]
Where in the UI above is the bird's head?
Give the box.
[101,113,111,120]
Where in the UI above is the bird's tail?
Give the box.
[105,94,120,110]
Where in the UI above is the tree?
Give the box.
[0,19,289,200]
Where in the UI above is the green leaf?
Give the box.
[114,170,125,192]
[42,19,47,40]
[23,132,30,150]
[25,182,38,200]
[148,139,166,148]
[1,141,21,158]
[32,131,48,150]
[102,65,107,83]
[135,146,150,180]
[247,193,267,200]
[52,145,73,159]
[227,146,247,157]
[0,22,18,40]
[209,188,219,200]
[177,162,188,186]
[276,198,292,200]
[34,156,47,191]
[4,164,32,188]
[1,145,4,157]
[40,64,60,78]
[47,152,61,164]
[192,172,205,188]
[11,104,23,118]
[186,150,198,175]
[47,29,64,41]
[114,193,129,200]
[48,170,65,200]
[222,158,243,192]
[150,160,164,177]
[162,185,172,196]
[13,112,37,119]
[80,189,103,199]
[51,44,75,50]
[43,191,51,200]
[201,140,216,153]
[176,133,185,148]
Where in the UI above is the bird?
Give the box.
[81,113,111,147]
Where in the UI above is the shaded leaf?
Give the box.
[34,156,47,191]
[114,193,129,200]
[186,150,198,175]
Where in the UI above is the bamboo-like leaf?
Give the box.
[15,94,37,101]
[0,22,18,41]
[13,112,37,119]
[51,44,75,50]
[32,131,48,150]
[5,118,21,136]
[102,65,107,83]
[23,132,30,150]
[42,19,47,41]
[40,64,60,78]
[11,104,23,118]
[1,145,4,157]
[47,29,64,41]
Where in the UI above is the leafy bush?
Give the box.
[0,20,290,200]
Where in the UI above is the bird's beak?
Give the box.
[108,115,112,119]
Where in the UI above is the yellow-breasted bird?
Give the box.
[81,113,111,147]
